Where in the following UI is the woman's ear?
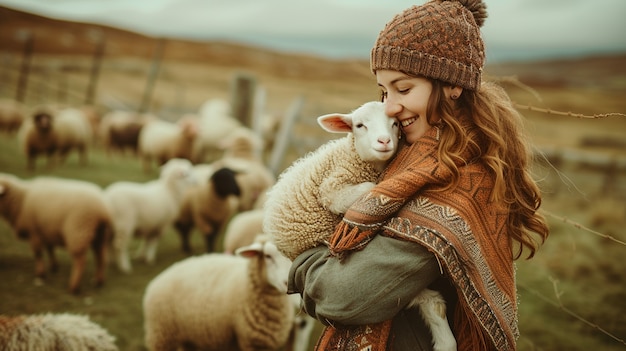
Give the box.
[444,86,463,100]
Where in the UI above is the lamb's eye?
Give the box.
[356,123,365,129]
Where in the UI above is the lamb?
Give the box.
[142,235,294,351]
[18,106,93,170]
[0,313,118,351]
[0,173,112,294]
[211,156,275,212]
[174,165,242,254]
[0,98,26,135]
[137,116,199,172]
[104,158,194,273]
[263,101,457,351]
[263,101,400,261]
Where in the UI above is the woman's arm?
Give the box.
[288,234,440,325]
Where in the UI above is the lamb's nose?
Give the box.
[378,136,391,145]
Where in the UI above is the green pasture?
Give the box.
[0,131,624,351]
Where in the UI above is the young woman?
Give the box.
[287,1,550,350]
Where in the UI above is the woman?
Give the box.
[287,0,550,350]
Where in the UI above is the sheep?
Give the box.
[264,101,457,351]
[222,208,264,255]
[98,110,152,156]
[0,173,112,294]
[221,211,317,351]
[0,313,118,351]
[174,165,242,254]
[104,158,194,273]
[0,98,26,135]
[263,101,400,261]
[18,106,93,170]
[211,156,276,213]
[137,116,199,173]
[142,235,295,351]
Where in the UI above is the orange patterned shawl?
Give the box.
[325,124,518,351]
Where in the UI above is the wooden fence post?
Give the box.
[138,38,166,114]
[230,72,256,127]
[268,96,305,176]
[15,30,33,103]
[85,30,106,106]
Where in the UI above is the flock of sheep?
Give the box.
[0,96,318,351]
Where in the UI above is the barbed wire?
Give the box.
[514,104,626,119]
[539,209,626,247]
[518,279,626,346]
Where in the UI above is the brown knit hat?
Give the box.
[371,0,487,91]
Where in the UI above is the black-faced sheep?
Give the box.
[0,313,118,351]
[174,165,242,254]
[104,158,194,273]
[0,173,112,294]
[0,98,26,135]
[142,236,294,351]
[18,106,93,170]
[137,116,199,173]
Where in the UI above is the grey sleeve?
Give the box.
[288,234,440,325]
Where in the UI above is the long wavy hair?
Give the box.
[426,80,549,259]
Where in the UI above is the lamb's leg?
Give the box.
[68,251,87,294]
[143,233,160,265]
[408,288,457,351]
[174,220,193,254]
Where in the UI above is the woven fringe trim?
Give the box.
[328,222,376,259]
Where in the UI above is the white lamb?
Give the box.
[263,101,457,351]
[0,313,118,351]
[137,117,199,172]
[104,158,194,273]
[143,235,295,351]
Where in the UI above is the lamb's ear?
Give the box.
[235,242,264,258]
[317,113,353,133]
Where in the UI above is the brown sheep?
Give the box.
[0,173,112,294]
[18,106,93,170]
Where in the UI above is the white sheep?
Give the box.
[104,158,194,273]
[222,208,264,255]
[263,101,400,261]
[263,101,457,351]
[0,98,26,135]
[0,313,118,351]
[142,235,295,351]
[0,173,112,294]
[221,211,317,351]
[18,106,93,170]
[137,116,199,173]
[174,164,242,254]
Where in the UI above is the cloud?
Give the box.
[1,0,625,61]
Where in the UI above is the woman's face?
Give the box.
[377,70,434,144]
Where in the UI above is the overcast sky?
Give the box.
[2,0,626,63]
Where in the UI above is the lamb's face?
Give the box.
[350,102,400,163]
[33,112,53,133]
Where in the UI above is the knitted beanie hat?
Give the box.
[371,0,488,91]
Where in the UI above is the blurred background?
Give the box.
[0,1,625,350]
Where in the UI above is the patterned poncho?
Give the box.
[325,124,518,351]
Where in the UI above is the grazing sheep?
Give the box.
[264,101,457,351]
[138,116,199,173]
[143,236,294,351]
[98,110,152,156]
[0,98,26,135]
[211,156,276,213]
[18,106,93,170]
[222,209,264,255]
[174,165,241,254]
[0,173,112,294]
[104,158,194,273]
[263,101,400,261]
[0,313,118,351]
[218,126,264,161]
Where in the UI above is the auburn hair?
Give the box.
[427,80,549,259]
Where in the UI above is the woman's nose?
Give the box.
[384,98,402,117]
